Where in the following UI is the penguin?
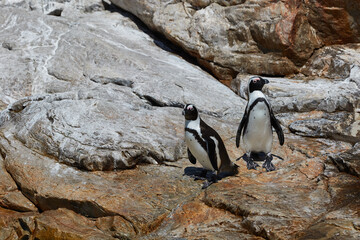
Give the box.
[236,76,284,172]
[183,104,238,188]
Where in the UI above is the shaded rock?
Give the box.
[0,207,37,239]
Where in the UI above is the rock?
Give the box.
[0,5,244,170]
[110,0,360,78]
[96,216,136,239]
[0,1,359,239]
[0,207,37,239]
[145,200,263,240]
[289,112,359,143]
[0,0,105,16]
[0,207,120,239]
[298,172,360,240]
[301,44,360,79]
[305,1,360,45]
[203,173,332,239]
[202,144,359,240]
[0,7,245,119]
[0,132,203,234]
[328,143,360,177]
[34,208,114,239]
[2,88,186,170]
[0,154,37,212]
[0,191,38,212]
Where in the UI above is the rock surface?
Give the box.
[111,0,360,79]
[0,0,359,239]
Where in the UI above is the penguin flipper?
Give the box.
[236,111,248,148]
[270,111,284,145]
[187,148,196,164]
[205,138,219,171]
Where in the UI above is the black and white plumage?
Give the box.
[236,76,284,172]
[183,104,238,188]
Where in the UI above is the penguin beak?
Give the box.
[264,78,269,84]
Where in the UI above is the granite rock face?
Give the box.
[0,0,359,239]
[111,0,360,79]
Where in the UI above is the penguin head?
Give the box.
[182,104,198,120]
[248,76,269,93]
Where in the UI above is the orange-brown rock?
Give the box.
[34,208,114,240]
[146,200,263,239]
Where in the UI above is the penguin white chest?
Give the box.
[243,102,273,153]
[185,131,215,171]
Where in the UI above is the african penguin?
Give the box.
[183,104,238,188]
[236,76,284,172]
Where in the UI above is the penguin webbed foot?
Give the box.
[262,154,275,172]
[246,160,259,170]
[243,153,259,170]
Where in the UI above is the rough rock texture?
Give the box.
[111,0,360,79]
[0,0,359,239]
[302,44,360,80]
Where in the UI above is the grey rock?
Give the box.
[289,112,359,143]
[232,76,359,114]
[3,87,185,170]
[0,7,245,119]
[328,143,360,178]
[0,0,105,16]
[0,6,245,172]
[301,44,360,80]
